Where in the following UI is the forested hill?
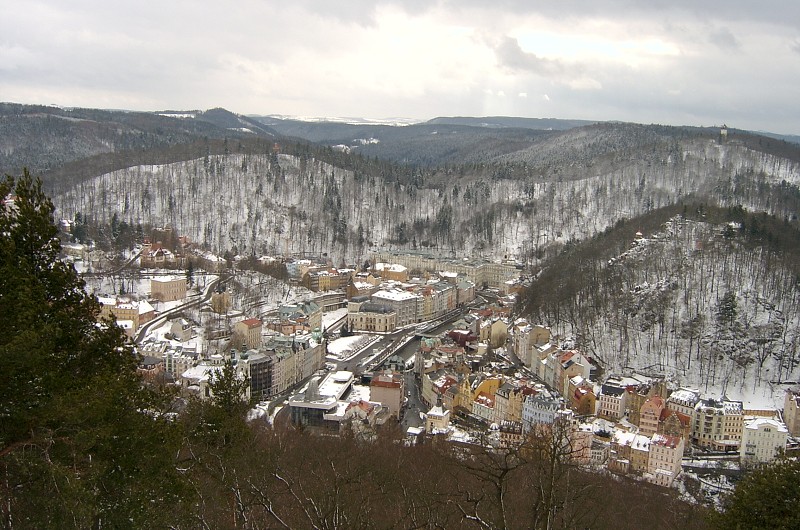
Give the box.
[51,120,800,267]
[0,103,277,178]
[518,202,800,407]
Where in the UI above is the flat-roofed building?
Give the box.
[693,398,743,451]
[288,371,355,433]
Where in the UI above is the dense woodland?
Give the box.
[50,131,800,266]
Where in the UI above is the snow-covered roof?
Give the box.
[744,417,788,432]
[375,262,407,273]
[427,405,448,418]
[372,289,419,302]
[668,388,701,405]
[181,364,222,383]
[151,275,184,283]
[318,371,354,400]
[651,433,681,448]
[613,431,650,452]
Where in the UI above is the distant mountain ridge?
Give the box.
[0,103,277,177]
[426,115,596,130]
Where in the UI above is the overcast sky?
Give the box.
[2,1,799,134]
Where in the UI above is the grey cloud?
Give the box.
[709,27,740,51]
[453,0,800,29]
[494,37,566,76]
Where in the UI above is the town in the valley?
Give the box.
[62,224,800,497]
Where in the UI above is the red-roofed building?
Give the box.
[659,408,692,448]
[140,242,184,268]
[472,391,496,422]
[447,329,478,347]
[566,376,596,416]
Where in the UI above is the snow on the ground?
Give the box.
[146,320,174,342]
[326,334,374,360]
[247,405,267,422]
[269,405,283,425]
[322,307,347,329]
[733,382,789,412]
[151,299,186,313]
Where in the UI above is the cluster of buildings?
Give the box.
[95,276,188,337]
[369,251,522,292]
[265,300,323,335]
[282,255,491,334]
[407,316,796,489]
[129,284,329,404]
[282,252,525,334]
[344,264,478,332]
[98,296,155,337]
[287,370,405,436]
[157,319,325,402]
[88,231,800,492]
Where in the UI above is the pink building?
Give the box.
[639,396,665,436]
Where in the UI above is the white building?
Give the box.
[371,289,420,327]
[739,417,788,463]
[598,379,628,420]
[666,388,701,421]
[426,404,451,434]
[522,391,564,432]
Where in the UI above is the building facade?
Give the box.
[739,417,788,463]
[150,276,187,302]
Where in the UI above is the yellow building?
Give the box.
[150,276,187,302]
[232,318,263,350]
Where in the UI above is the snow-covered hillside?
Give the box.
[52,130,800,266]
[540,215,800,409]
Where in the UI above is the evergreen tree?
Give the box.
[0,170,187,528]
[710,458,800,529]
[716,290,738,328]
[186,259,195,287]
